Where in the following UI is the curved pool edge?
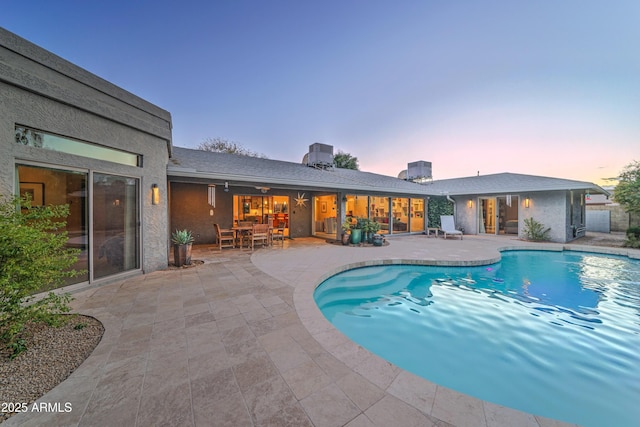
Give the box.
[293,243,638,427]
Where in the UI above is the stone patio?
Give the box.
[6,234,637,426]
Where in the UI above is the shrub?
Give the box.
[0,195,81,358]
[522,217,551,241]
[624,226,640,248]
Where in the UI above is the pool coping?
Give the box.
[294,243,638,427]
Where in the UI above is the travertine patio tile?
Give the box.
[242,376,299,425]
[268,344,313,372]
[192,391,252,427]
[232,352,280,392]
[190,367,240,403]
[300,383,361,427]
[364,394,437,427]
[353,354,401,390]
[344,413,376,427]
[188,346,232,378]
[281,359,333,400]
[432,386,487,427]
[137,381,193,427]
[336,372,385,412]
[387,370,437,414]
[483,401,540,427]
[241,306,272,322]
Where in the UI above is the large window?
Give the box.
[233,195,289,233]
[16,126,141,167]
[410,198,425,233]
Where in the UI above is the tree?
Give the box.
[0,195,81,358]
[334,150,359,170]
[613,161,640,214]
[196,137,267,158]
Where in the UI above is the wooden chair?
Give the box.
[214,223,235,250]
[247,223,269,251]
[271,223,285,247]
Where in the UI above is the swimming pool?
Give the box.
[314,250,640,427]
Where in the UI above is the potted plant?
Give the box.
[341,218,352,245]
[369,220,381,244]
[171,229,194,266]
[350,217,365,245]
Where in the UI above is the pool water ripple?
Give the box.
[314,250,640,427]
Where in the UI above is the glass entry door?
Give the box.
[479,198,497,234]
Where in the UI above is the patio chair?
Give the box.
[246,223,270,251]
[271,223,285,247]
[214,223,235,250]
[440,215,463,240]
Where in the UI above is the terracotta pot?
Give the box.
[173,243,192,267]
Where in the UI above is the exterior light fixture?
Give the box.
[151,184,160,205]
[525,197,530,208]
[224,181,229,192]
[467,199,473,208]
[207,184,216,207]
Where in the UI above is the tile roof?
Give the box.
[168,147,608,196]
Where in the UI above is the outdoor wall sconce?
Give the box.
[224,181,229,192]
[467,199,473,208]
[151,184,160,205]
[525,197,530,208]
[207,184,216,207]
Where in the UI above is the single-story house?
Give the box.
[424,173,609,242]
[167,145,434,243]
[1,27,609,289]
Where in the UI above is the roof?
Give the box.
[168,147,435,195]
[423,172,609,196]
[168,147,609,197]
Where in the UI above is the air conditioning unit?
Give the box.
[407,161,432,181]
[308,143,334,168]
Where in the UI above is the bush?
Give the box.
[624,226,640,248]
[0,195,81,358]
[626,226,640,239]
[522,217,551,241]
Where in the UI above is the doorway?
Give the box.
[479,198,497,234]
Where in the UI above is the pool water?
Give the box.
[314,251,640,427]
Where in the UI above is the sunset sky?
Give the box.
[2,1,638,185]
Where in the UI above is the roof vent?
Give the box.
[307,143,334,169]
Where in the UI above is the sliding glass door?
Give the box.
[92,173,139,279]
[17,165,140,285]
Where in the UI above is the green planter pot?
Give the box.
[350,229,362,245]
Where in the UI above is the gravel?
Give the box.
[0,315,104,422]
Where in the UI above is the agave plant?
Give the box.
[171,229,194,245]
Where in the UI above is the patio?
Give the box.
[8,234,628,427]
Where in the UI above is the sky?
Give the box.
[2,1,638,186]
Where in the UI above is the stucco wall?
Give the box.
[1,28,171,277]
[521,191,568,242]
